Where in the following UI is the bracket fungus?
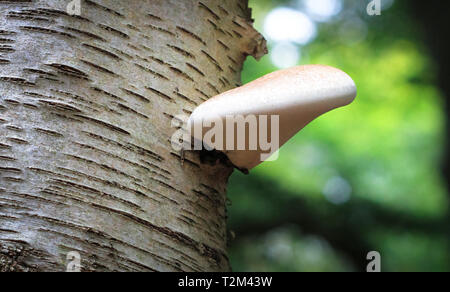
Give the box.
[187,65,357,172]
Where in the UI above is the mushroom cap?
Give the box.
[188,65,357,170]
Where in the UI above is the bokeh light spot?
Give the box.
[264,7,317,44]
[270,42,301,68]
[303,0,342,22]
[323,176,352,205]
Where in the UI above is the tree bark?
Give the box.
[0,0,265,272]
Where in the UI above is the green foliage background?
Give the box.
[227,0,449,272]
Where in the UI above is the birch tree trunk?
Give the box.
[0,0,265,272]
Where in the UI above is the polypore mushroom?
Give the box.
[187,65,357,172]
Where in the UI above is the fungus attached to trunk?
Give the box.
[187,65,357,172]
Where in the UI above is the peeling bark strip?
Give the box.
[0,0,266,271]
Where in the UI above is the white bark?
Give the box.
[0,0,265,271]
